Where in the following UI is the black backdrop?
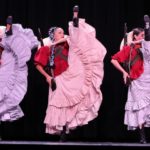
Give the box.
[0,0,150,142]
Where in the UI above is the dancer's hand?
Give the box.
[46,75,52,85]
[123,71,130,84]
[128,40,143,46]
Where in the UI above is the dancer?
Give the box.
[0,16,38,139]
[111,15,150,143]
[34,6,106,141]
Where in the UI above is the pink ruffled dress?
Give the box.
[44,19,107,134]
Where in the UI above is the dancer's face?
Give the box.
[54,28,64,41]
[134,31,145,41]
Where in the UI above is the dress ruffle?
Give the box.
[0,24,38,121]
[125,89,150,130]
[125,86,150,111]
[44,19,106,134]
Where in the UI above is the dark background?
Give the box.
[0,0,150,142]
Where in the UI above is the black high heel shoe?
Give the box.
[139,128,147,144]
[73,5,79,27]
[144,15,150,41]
[5,16,13,36]
[144,15,150,29]
[59,126,67,142]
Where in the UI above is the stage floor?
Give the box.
[0,141,150,149]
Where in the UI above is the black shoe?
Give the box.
[139,128,147,144]
[59,131,67,142]
[144,15,150,29]
[73,5,79,27]
[73,5,79,13]
[5,16,13,36]
[140,139,147,144]
[59,126,67,142]
[144,15,150,41]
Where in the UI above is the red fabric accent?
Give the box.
[34,46,50,67]
[112,44,144,80]
[54,42,69,76]
[34,42,69,77]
